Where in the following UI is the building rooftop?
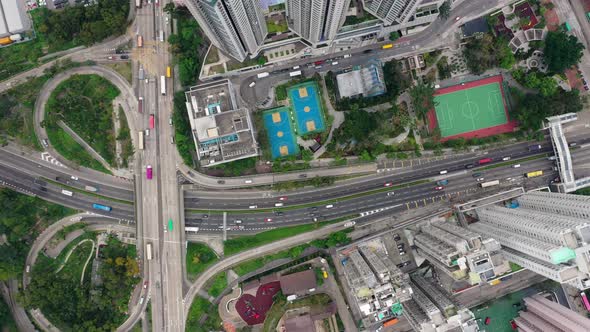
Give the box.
[336,59,386,98]
[462,17,489,37]
[279,270,317,295]
[284,313,316,332]
[0,0,30,37]
[185,80,258,166]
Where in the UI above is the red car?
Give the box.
[484,317,491,325]
[265,218,273,222]
[434,186,444,190]
[279,197,287,201]
[510,320,517,330]
[384,182,393,187]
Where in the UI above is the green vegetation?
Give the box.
[117,106,134,168]
[575,187,590,196]
[512,70,558,97]
[0,59,84,150]
[0,0,128,81]
[463,34,515,74]
[104,62,133,83]
[208,157,257,176]
[266,19,289,34]
[45,74,120,166]
[409,81,437,119]
[0,189,76,280]
[263,293,332,331]
[0,296,17,332]
[173,91,196,166]
[273,176,336,191]
[436,56,452,80]
[168,6,204,86]
[24,235,139,331]
[389,31,400,41]
[55,223,86,241]
[343,12,378,26]
[186,243,218,280]
[45,125,111,173]
[513,89,584,130]
[509,262,523,272]
[231,230,351,276]
[207,272,227,298]
[186,297,222,332]
[544,30,585,73]
[438,1,451,20]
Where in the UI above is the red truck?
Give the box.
[478,158,492,165]
[138,97,143,113]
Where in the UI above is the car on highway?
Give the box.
[70,175,79,180]
[512,164,521,168]
[434,186,444,190]
[107,56,114,60]
[202,214,209,218]
[120,55,129,59]
[439,170,448,175]
[264,218,273,222]
[279,196,287,201]
[476,177,485,182]
[465,164,474,169]
[325,204,334,208]
[455,16,461,21]
[502,156,511,161]
[472,172,482,178]
[143,281,148,289]
[384,182,393,187]
[234,220,242,224]
[275,211,284,216]
[387,191,395,196]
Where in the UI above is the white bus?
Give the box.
[160,75,166,95]
[289,70,302,77]
[138,131,144,150]
[61,189,73,196]
[146,243,152,260]
[479,180,500,188]
[257,72,269,78]
[159,30,164,42]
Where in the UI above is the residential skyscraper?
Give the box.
[362,0,446,32]
[514,294,590,331]
[468,191,590,290]
[184,0,267,62]
[285,0,351,45]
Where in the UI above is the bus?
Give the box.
[525,170,543,178]
[289,70,302,77]
[149,114,155,129]
[61,189,73,196]
[146,243,152,260]
[160,75,166,95]
[137,35,143,48]
[146,165,153,179]
[92,203,112,212]
[478,158,493,165]
[382,43,393,49]
[479,180,500,188]
[168,219,174,231]
[135,0,141,8]
[581,292,590,312]
[138,131,144,150]
[159,30,164,42]
[166,66,171,78]
[257,72,269,79]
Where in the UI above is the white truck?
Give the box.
[344,221,356,228]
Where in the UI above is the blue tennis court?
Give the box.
[288,82,325,135]
[263,107,299,159]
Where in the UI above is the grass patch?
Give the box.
[104,62,133,83]
[46,74,120,166]
[509,262,523,272]
[188,179,430,214]
[209,64,225,74]
[116,105,134,168]
[57,240,93,281]
[46,125,111,173]
[41,177,132,204]
[479,154,548,170]
[204,47,219,65]
[207,272,227,298]
[186,297,222,332]
[266,19,289,34]
[186,243,218,280]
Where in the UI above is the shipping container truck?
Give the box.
[138,131,144,150]
[479,180,500,188]
[257,72,269,78]
[149,114,155,129]
[61,189,73,196]
[478,158,492,165]
[289,70,302,77]
[146,243,152,260]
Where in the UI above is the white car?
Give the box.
[502,157,511,161]
[70,175,79,180]
[387,191,395,196]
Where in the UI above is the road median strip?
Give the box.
[186,179,430,214]
[42,177,133,205]
[479,154,548,171]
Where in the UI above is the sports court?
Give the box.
[263,107,299,159]
[288,82,325,135]
[427,76,516,141]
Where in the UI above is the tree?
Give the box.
[438,1,451,20]
[389,31,400,41]
[163,2,175,15]
[514,90,583,130]
[544,30,585,73]
[409,82,437,119]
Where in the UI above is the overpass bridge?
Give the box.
[544,113,590,193]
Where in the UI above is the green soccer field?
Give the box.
[434,82,508,138]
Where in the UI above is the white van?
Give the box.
[248,82,256,88]
[439,170,448,175]
[145,129,150,136]
[325,204,334,209]
[235,220,242,224]
[513,164,521,168]
[331,61,339,65]
[249,205,258,209]
[275,203,284,207]
[245,179,253,184]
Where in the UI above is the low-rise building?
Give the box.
[184,80,259,167]
[279,269,317,296]
[336,59,386,98]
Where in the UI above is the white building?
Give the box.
[285,0,350,46]
[183,0,267,62]
[0,0,30,38]
[362,0,446,34]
